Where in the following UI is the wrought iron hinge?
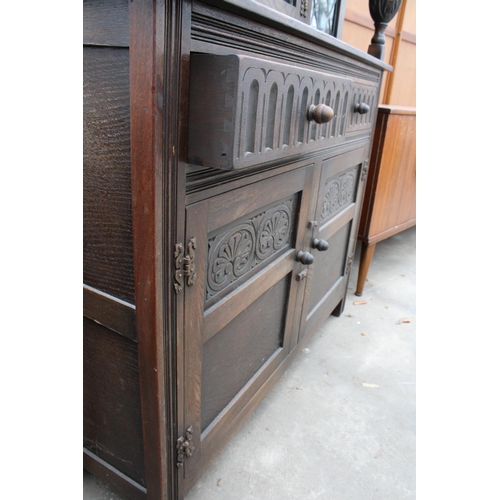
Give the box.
[174,243,184,293]
[174,237,197,293]
[176,426,194,468]
[361,160,369,182]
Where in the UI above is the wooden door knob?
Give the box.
[354,102,370,114]
[296,251,314,265]
[307,103,334,124]
[312,238,329,251]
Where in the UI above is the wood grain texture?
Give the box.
[83,0,130,47]
[82,1,390,498]
[191,1,389,78]
[206,167,307,232]
[307,222,351,314]
[83,318,145,487]
[187,53,355,170]
[356,105,415,295]
[201,274,290,432]
[355,241,376,296]
[84,449,147,500]
[129,0,186,498]
[386,39,415,106]
[203,249,294,343]
[358,105,416,243]
[83,284,136,341]
[83,46,135,303]
[205,195,298,308]
[194,0,390,72]
[182,200,210,484]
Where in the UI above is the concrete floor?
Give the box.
[84,226,416,500]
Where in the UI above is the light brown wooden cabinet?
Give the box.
[83,1,393,499]
[356,105,416,296]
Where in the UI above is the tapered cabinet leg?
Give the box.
[355,243,376,296]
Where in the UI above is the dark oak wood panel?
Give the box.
[185,136,369,197]
[205,195,299,308]
[83,284,136,341]
[83,318,145,487]
[83,0,130,47]
[181,164,315,491]
[128,0,189,498]
[203,249,294,343]
[83,46,135,303]
[188,53,355,170]
[206,167,308,231]
[201,273,290,431]
[307,222,351,314]
[192,0,391,75]
[84,449,147,500]
[298,145,370,342]
[83,1,389,498]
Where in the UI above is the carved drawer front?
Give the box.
[187,53,354,170]
[347,82,378,137]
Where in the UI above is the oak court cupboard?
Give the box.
[83,1,400,498]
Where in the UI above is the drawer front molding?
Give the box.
[188,54,355,170]
[348,83,378,134]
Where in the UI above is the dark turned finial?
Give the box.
[368,0,403,60]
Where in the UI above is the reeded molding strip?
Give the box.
[192,0,391,73]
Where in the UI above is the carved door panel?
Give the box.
[298,146,370,343]
[179,165,314,493]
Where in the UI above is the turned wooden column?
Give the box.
[368,0,403,60]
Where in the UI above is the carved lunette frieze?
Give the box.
[349,84,377,131]
[188,54,353,170]
[321,167,358,223]
[206,198,295,303]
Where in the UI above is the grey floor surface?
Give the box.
[84,226,416,500]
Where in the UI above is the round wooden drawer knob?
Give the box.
[296,251,314,265]
[354,102,370,114]
[307,103,334,124]
[312,238,329,251]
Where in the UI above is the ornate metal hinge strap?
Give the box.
[176,426,194,468]
[184,237,197,287]
[174,237,197,293]
[174,243,184,293]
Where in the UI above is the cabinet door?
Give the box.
[179,165,314,493]
[298,146,369,343]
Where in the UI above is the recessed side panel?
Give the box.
[83,46,135,303]
[83,318,145,487]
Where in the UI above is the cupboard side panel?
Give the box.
[83,318,146,487]
[83,0,130,47]
[83,46,135,303]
